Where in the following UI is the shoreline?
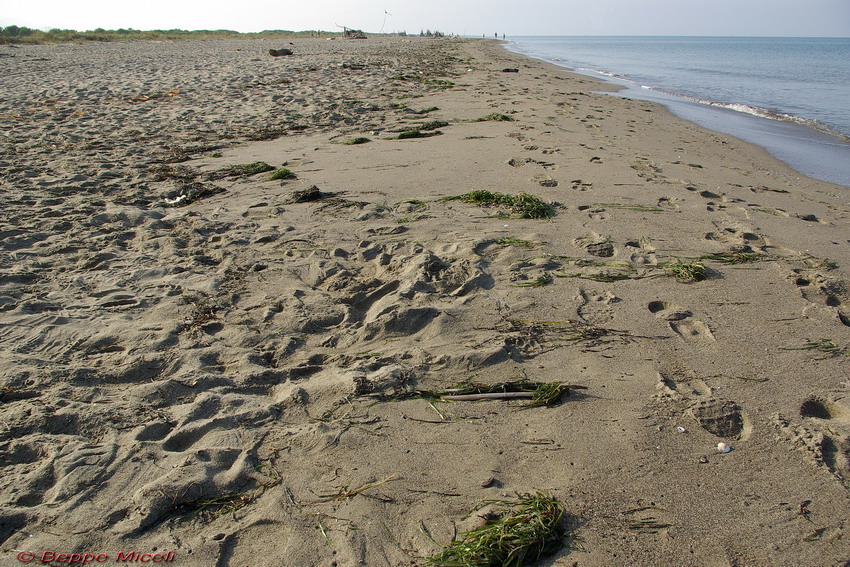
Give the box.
[2,36,850,566]
[503,37,850,187]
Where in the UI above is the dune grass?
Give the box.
[1,26,337,45]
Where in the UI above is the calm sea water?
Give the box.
[506,37,850,186]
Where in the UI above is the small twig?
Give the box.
[420,521,440,546]
[318,520,331,544]
[319,475,401,502]
[284,487,297,506]
[730,376,769,383]
[409,489,463,497]
[402,415,447,424]
[428,400,447,420]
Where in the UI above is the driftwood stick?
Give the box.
[441,392,536,401]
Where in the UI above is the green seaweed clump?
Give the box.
[700,251,765,264]
[393,129,442,140]
[428,492,565,567]
[205,161,276,180]
[515,273,554,288]
[474,112,514,122]
[268,168,296,180]
[342,137,371,145]
[445,190,553,219]
[419,120,450,131]
[236,161,276,175]
[783,338,849,357]
[662,260,708,282]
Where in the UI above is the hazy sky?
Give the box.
[3,0,849,37]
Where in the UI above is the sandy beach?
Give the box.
[2,35,850,566]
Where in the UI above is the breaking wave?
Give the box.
[561,61,848,143]
[640,86,850,142]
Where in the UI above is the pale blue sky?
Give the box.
[2,0,849,36]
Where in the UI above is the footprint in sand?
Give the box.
[535,159,559,171]
[631,159,665,182]
[704,221,770,250]
[687,398,752,441]
[791,268,849,311]
[655,371,711,399]
[508,157,557,170]
[800,396,850,423]
[776,396,850,482]
[577,205,607,220]
[577,288,620,325]
[656,196,679,210]
[647,300,715,342]
[575,232,615,257]
[533,174,558,187]
[625,240,657,267]
[508,157,531,168]
[654,372,753,442]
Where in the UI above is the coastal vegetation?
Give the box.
[418,120,450,131]
[0,26,337,44]
[661,260,708,282]
[392,129,442,140]
[268,167,296,181]
[232,162,276,176]
[514,272,554,287]
[427,492,565,566]
[442,190,554,219]
[472,112,515,122]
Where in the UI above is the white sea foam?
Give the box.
[644,88,848,141]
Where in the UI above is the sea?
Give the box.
[505,37,850,187]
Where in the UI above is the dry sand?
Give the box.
[1,36,850,566]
